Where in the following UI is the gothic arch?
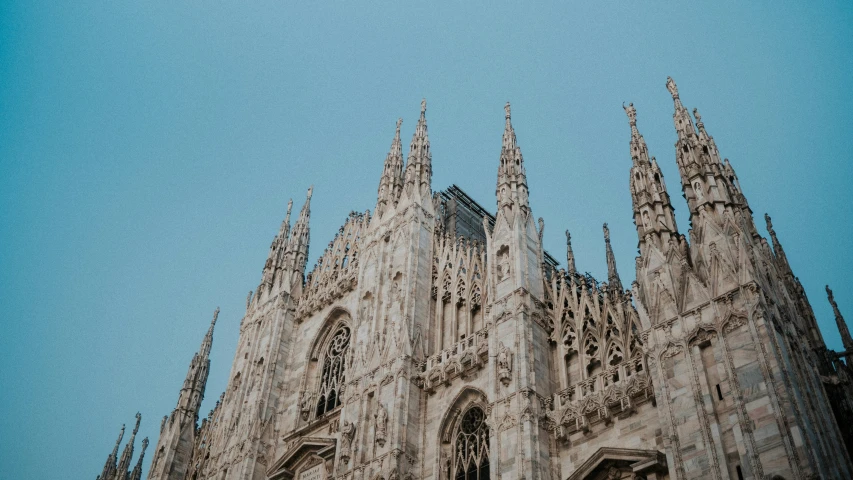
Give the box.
[299,308,353,422]
[721,313,747,335]
[306,307,352,362]
[436,387,492,480]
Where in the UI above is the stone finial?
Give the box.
[133,412,141,434]
[306,185,313,200]
[505,101,511,119]
[623,102,637,126]
[693,107,702,124]
[565,229,577,276]
[396,117,402,133]
[211,307,220,326]
[666,76,679,99]
[603,222,611,242]
[420,98,426,115]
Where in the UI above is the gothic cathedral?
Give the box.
[98,79,853,480]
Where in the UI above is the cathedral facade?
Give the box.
[99,78,853,480]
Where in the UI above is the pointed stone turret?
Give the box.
[376,118,404,218]
[765,214,793,278]
[565,229,577,276]
[147,310,218,480]
[199,307,218,361]
[280,186,312,296]
[116,413,141,478]
[129,437,148,480]
[625,102,679,253]
[401,100,432,205]
[258,199,293,299]
[603,223,623,292]
[827,286,853,364]
[100,423,125,480]
[665,78,752,225]
[666,76,695,141]
[496,102,529,213]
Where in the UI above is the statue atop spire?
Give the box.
[623,102,637,126]
[827,286,853,361]
[496,101,529,211]
[565,229,577,277]
[666,76,679,100]
[421,98,426,115]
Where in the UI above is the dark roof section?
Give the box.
[438,184,560,270]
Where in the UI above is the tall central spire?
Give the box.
[496,102,529,212]
[401,99,432,203]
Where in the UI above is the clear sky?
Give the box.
[1,1,852,478]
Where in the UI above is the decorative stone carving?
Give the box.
[375,403,388,447]
[497,342,513,385]
[299,391,312,421]
[339,420,356,464]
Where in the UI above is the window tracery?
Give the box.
[315,325,351,417]
[454,406,490,480]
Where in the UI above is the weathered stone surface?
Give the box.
[97,82,853,480]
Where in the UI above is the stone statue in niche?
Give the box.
[360,295,374,325]
[497,342,513,385]
[694,181,704,201]
[340,420,356,464]
[299,391,312,420]
[374,403,388,447]
[496,247,510,282]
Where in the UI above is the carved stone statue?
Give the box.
[299,391,312,421]
[666,76,679,99]
[340,420,356,463]
[497,342,512,385]
[375,403,388,447]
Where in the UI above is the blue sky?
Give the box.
[1,1,852,478]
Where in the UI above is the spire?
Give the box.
[281,186,312,293]
[623,102,647,165]
[827,286,853,358]
[765,214,792,275]
[402,100,432,202]
[565,229,577,276]
[100,423,125,479]
[199,307,218,359]
[603,223,623,292]
[496,102,529,211]
[626,102,678,252]
[279,199,293,239]
[376,118,405,218]
[128,437,148,480]
[116,413,141,477]
[666,76,695,140]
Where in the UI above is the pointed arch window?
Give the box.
[454,406,490,480]
[316,325,351,417]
